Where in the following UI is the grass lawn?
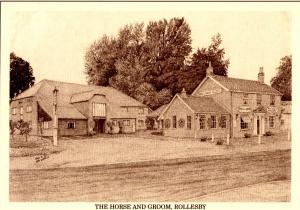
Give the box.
[9,131,290,170]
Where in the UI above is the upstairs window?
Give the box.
[172,116,177,128]
[270,95,275,106]
[43,121,49,129]
[12,108,17,115]
[92,103,106,117]
[20,107,24,115]
[67,122,76,129]
[199,115,206,129]
[187,116,192,129]
[26,105,32,112]
[138,108,144,114]
[257,94,262,105]
[243,94,249,105]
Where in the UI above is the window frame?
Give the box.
[270,95,275,106]
[211,115,217,129]
[187,115,192,130]
[243,94,249,105]
[67,122,76,129]
[123,120,130,126]
[12,107,17,115]
[43,121,49,129]
[26,105,32,113]
[199,115,206,129]
[20,106,24,115]
[138,119,144,127]
[269,116,275,128]
[172,116,177,128]
[220,115,227,129]
[240,117,249,130]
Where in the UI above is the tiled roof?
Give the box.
[181,96,229,114]
[13,79,147,120]
[211,75,282,95]
[148,104,168,117]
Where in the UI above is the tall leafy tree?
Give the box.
[271,55,292,101]
[178,33,230,93]
[10,53,35,100]
[144,17,192,94]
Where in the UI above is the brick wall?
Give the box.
[58,119,87,136]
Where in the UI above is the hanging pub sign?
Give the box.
[238,106,251,113]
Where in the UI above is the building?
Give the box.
[10,79,149,136]
[280,101,291,131]
[159,63,282,138]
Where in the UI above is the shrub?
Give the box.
[244,133,251,138]
[264,131,273,136]
[200,136,207,142]
[151,131,163,136]
[216,139,223,145]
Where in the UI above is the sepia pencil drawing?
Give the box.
[5,4,292,203]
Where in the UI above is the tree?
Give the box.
[17,120,32,142]
[178,33,230,94]
[10,53,35,99]
[144,17,192,94]
[271,55,292,101]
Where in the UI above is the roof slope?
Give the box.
[13,79,147,119]
[211,75,282,95]
[148,104,168,117]
[181,96,229,114]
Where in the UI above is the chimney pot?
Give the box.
[181,88,187,98]
[206,61,214,76]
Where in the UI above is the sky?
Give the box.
[7,4,291,86]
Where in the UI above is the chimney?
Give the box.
[206,61,214,76]
[53,87,59,146]
[181,88,187,98]
[258,67,264,84]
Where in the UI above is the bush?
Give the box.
[151,131,163,136]
[200,136,207,142]
[216,139,223,145]
[264,131,273,136]
[244,133,251,138]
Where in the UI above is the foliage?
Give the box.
[85,18,230,109]
[244,133,251,138]
[17,120,32,142]
[10,120,17,138]
[264,131,273,136]
[10,52,35,100]
[200,136,207,142]
[215,139,224,145]
[271,55,292,101]
[145,117,155,130]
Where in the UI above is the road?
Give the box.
[10,149,290,202]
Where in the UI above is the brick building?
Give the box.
[158,63,282,138]
[10,79,148,136]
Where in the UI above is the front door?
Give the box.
[94,119,105,133]
[257,117,260,135]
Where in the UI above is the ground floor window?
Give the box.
[210,115,216,128]
[269,116,275,128]
[220,115,227,128]
[240,116,249,130]
[67,122,76,129]
[123,120,130,126]
[199,115,205,129]
[281,119,284,125]
[43,121,49,129]
[172,116,177,128]
[165,119,170,128]
[187,116,192,129]
[178,118,185,128]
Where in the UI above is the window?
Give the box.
[257,94,262,105]
[123,120,130,126]
[138,120,144,127]
[211,115,216,129]
[67,122,76,129]
[165,119,171,129]
[199,115,206,129]
[269,116,275,128]
[281,119,284,126]
[270,95,275,106]
[220,115,227,128]
[243,94,249,105]
[26,105,32,112]
[20,107,24,115]
[43,121,49,129]
[240,117,249,130]
[112,120,118,126]
[12,108,17,115]
[187,116,192,129]
[92,103,106,116]
[139,108,144,114]
[173,116,177,128]
[178,118,185,128]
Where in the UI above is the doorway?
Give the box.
[94,119,105,133]
[257,117,260,135]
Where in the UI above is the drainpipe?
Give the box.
[53,87,59,146]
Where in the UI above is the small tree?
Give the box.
[9,120,17,139]
[18,120,32,142]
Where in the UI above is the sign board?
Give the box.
[238,106,251,113]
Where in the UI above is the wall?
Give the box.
[10,97,39,135]
[162,97,195,138]
[58,119,87,136]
